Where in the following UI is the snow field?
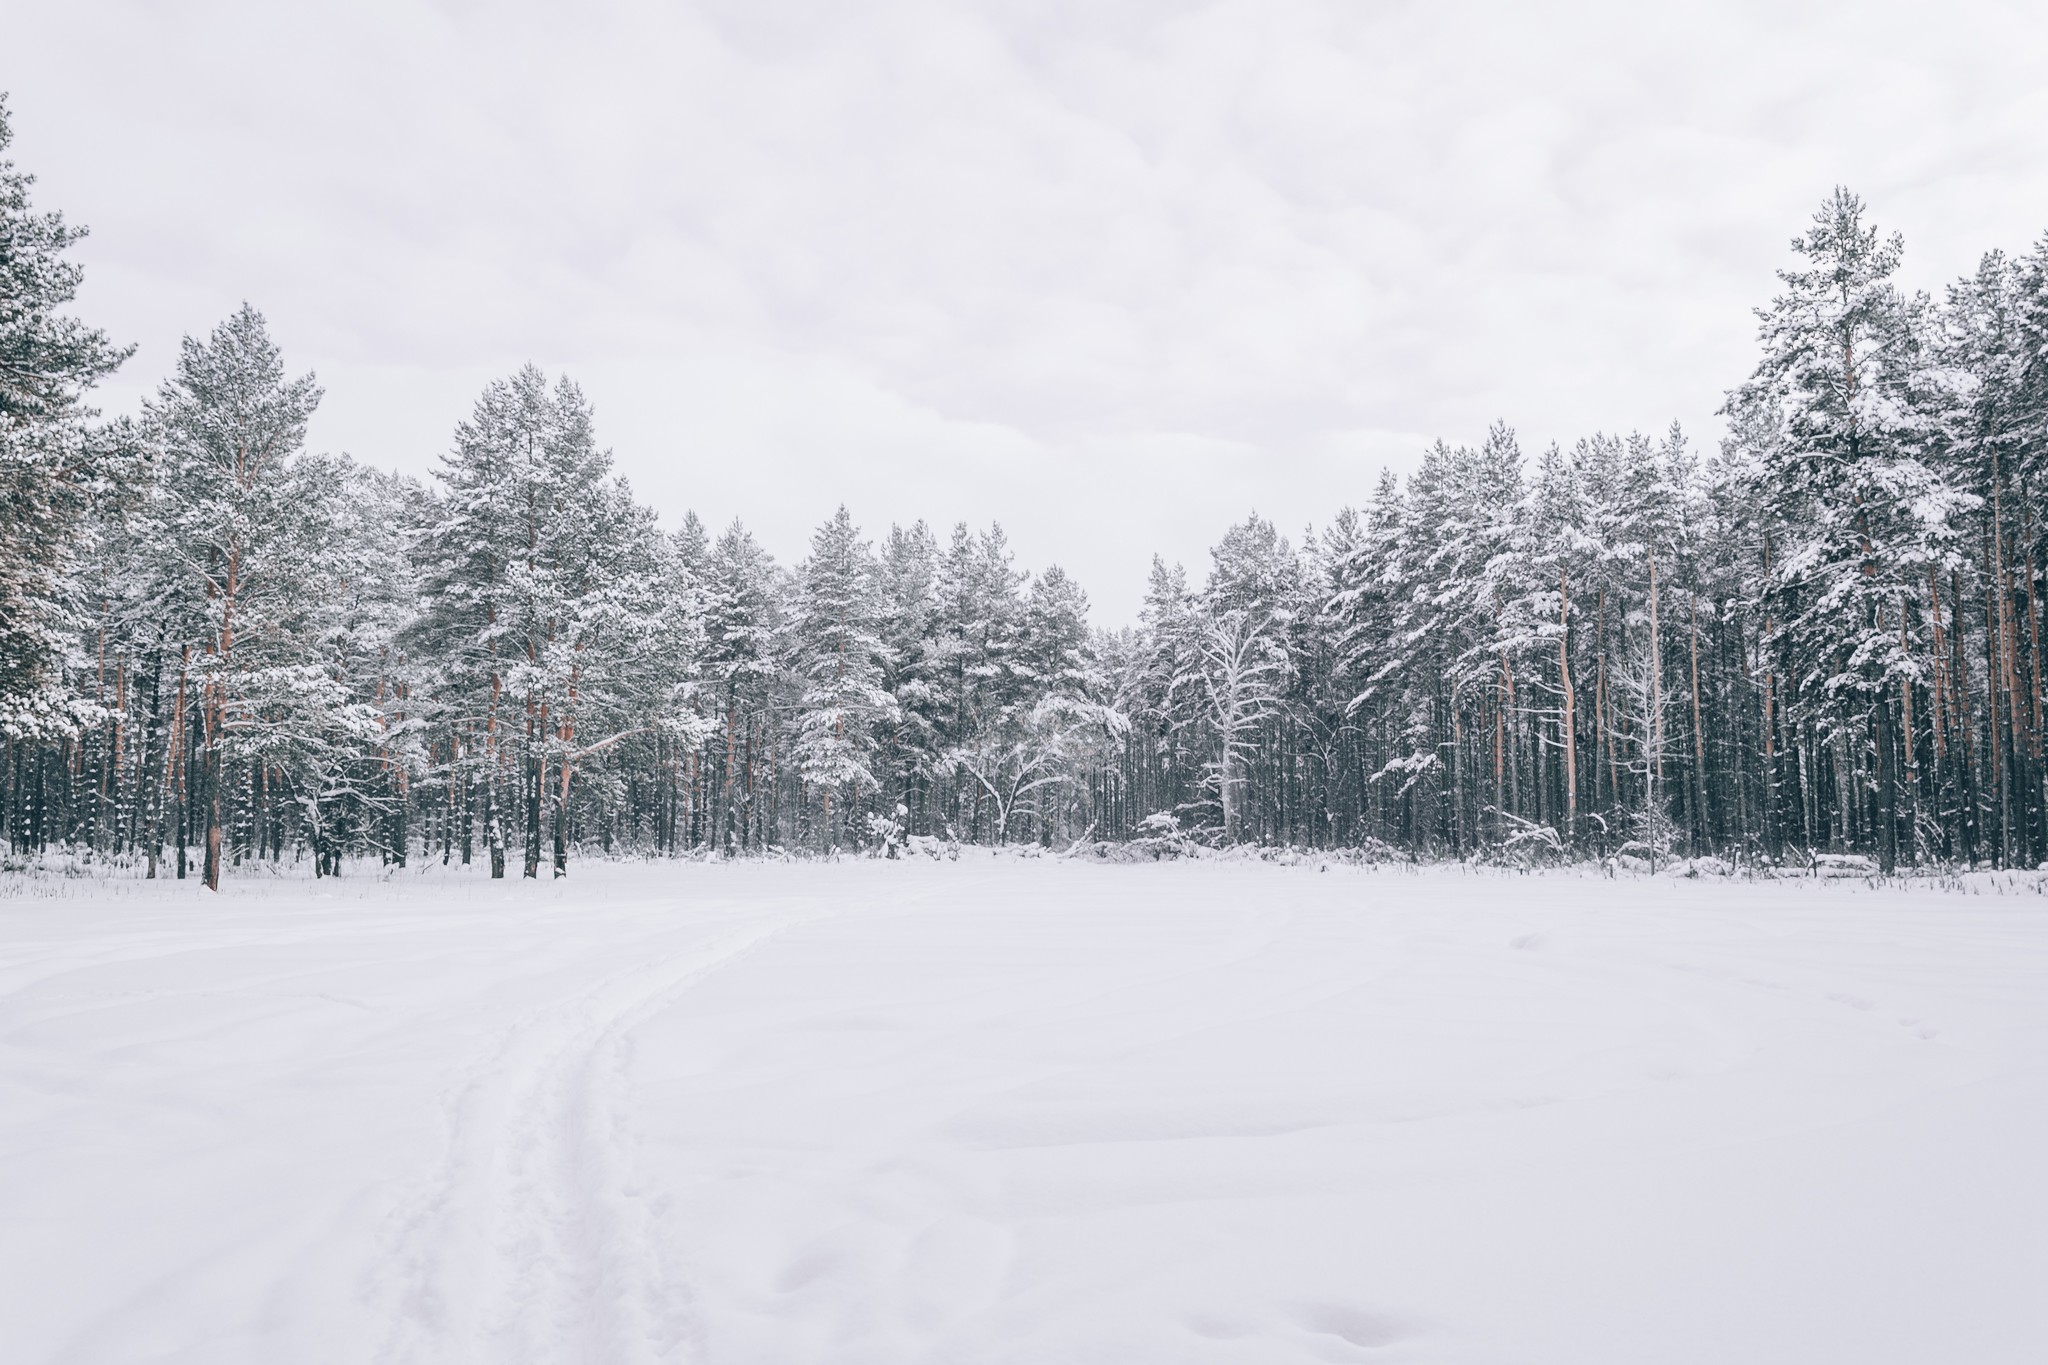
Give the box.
[2,860,2045,1363]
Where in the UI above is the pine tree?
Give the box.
[293,460,423,875]
[790,506,894,847]
[699,520,781,853]
[0,93,133,739]
[876,521,943,831]
[1731,189,1967,871]
[144,305,324,888]
[931,523,1026,839]
[1171,608,1283,843]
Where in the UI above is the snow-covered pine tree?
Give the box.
[410,365,656,876]
[1198,515,1301,842]
[0,94,133,743]
[289,459,423,875]
[646,511,712,854]
[1940,248,2041,865]
[931,523,1027,840]
[1731,189,1967,871]
[1527,442,1594,846]
[1331,470,1421,844]
[1134,554,1197,828]
[699,520,782,853]
[1170,607,1283,845]
[790,506,894,848]
[411,367,542,877]
[143,305,325,889]
[1010,565,1105,843]
[876,521,943,832]
[1284,519,1356,847]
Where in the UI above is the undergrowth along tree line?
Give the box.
[6,90,2048,879]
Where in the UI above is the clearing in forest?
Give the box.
[2,859,2044,1364]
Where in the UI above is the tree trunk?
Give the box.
[1689,600,1710,853]
[1647,548,1663,870]
[1560,568,1577,844]
[1875,686,1898,875]
[202,679,224,891]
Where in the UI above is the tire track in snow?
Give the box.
[367,908,818,1365]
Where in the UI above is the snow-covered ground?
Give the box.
[3,859,2045,1364]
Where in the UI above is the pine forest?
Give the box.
[9,95,2048,881]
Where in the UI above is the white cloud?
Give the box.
[9,0,2048,618]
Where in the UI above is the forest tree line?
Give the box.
[7,90,2048,879]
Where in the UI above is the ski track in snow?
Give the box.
[369,912,809,1365]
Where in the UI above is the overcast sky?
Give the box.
[9,0,2048,619]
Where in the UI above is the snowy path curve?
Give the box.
[369,910,813,1365]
